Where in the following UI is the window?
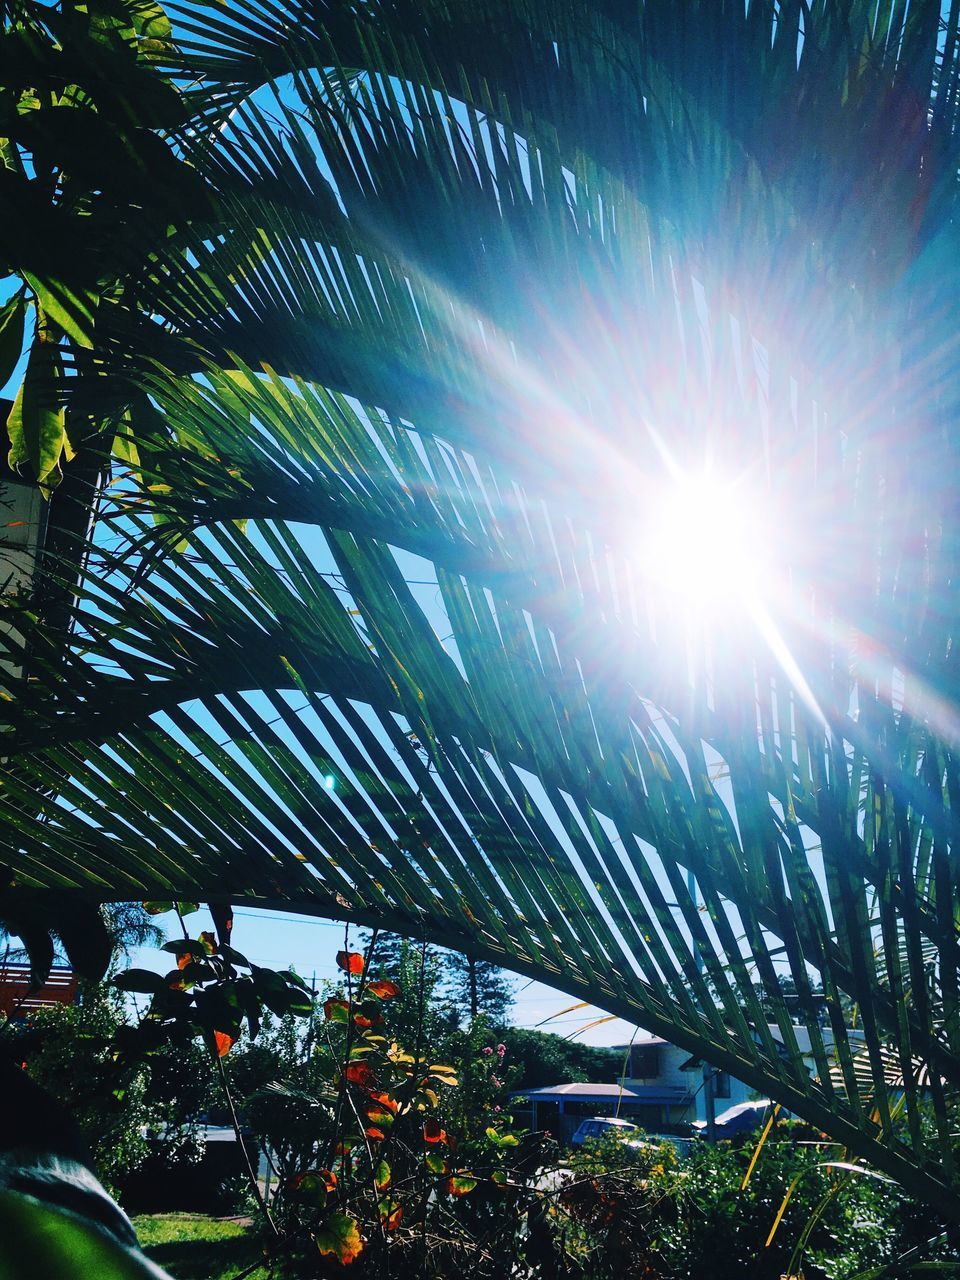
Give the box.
[714,1070,731,1099]
[630,1045,659,1078]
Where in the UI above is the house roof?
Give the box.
[511,1081,692,1104]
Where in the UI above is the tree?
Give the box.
[13,982,157,1195]
[358,929,457,1044]
[500,1029,621,1092]
[445,953,515,1025]
[1,0,959,1217]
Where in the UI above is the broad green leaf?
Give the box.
[6,340,64,487]
[0,294,26,392]
[23,274,97,350]
[446,1174,478,1197]
[289,1170,327,1209]
[112,968,167,994]
[0,1191,168,1278]
[315,1214,363,1265]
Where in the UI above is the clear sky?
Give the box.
[131,904,643,1048]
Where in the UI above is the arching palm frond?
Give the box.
[3,0,960,1214]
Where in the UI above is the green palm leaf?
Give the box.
[3,0,960,1215]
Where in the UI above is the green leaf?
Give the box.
[315,1213,363,1265]
[130,0,171,40]
[6,340,64,487]
[252,965,301,1016]
[160,940,208,959]
[112,968,166,994]
[23,274,97,349]
[324,997,349,1023]
[485,1126,519,1147]
[0,1190,165,1278]
[0,294,26,392]
[289,1170,327,1209]
[446,1174,478,1196]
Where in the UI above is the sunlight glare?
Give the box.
[644,472,766,609]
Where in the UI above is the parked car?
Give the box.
[692,1099,780,1137]
[570,1117,641,1146]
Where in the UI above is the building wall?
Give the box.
[619,1037,755,1126]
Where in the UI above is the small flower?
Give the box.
[491,1076,502,1087]
[494,1105,502,1113]
[496,1043,506,1057]
[482,1046,493,1055]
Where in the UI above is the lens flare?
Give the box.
[644,472,766,608]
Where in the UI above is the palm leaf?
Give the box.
[3,0,960,1216]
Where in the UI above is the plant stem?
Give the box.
[215,1050,279,1236]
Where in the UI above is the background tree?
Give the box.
[500,1028,622,1091]
[11,981,158,1195]
[445,952,515,1025]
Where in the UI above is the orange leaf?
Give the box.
[353,1014,375,1029]
[176,953,191,971]
[345,1062,373,1086]
[336,950,364,975]
[199,931,218,954]
[367,980,400,1000]
[367,1091,398,1114]
[213,1031,235,1058]
[379,1197,402,1230]
[315,1213,363,1265]
[365,1127,385,1142]
[423,1119,446,1145]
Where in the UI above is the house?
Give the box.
[0,963,78,1018]
[511,1080,690,1146]
[513,1023,868,1145]
[616,1024,867,1128]
[616,1036,752,1128]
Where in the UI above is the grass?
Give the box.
[132,1213,269,1280]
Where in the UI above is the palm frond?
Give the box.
[3,0,960,1215]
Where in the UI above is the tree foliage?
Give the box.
[501,1028,622,1092]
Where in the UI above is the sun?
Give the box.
[643,471,767,610]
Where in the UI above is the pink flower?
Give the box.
[482,1046,493,1055]
[496,1044,506,1057]
[494,1105,501,1113]
[491,1076,502,1087]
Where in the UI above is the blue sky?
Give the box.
[131,904,642,1047]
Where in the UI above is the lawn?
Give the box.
[132,1213,268,1280]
